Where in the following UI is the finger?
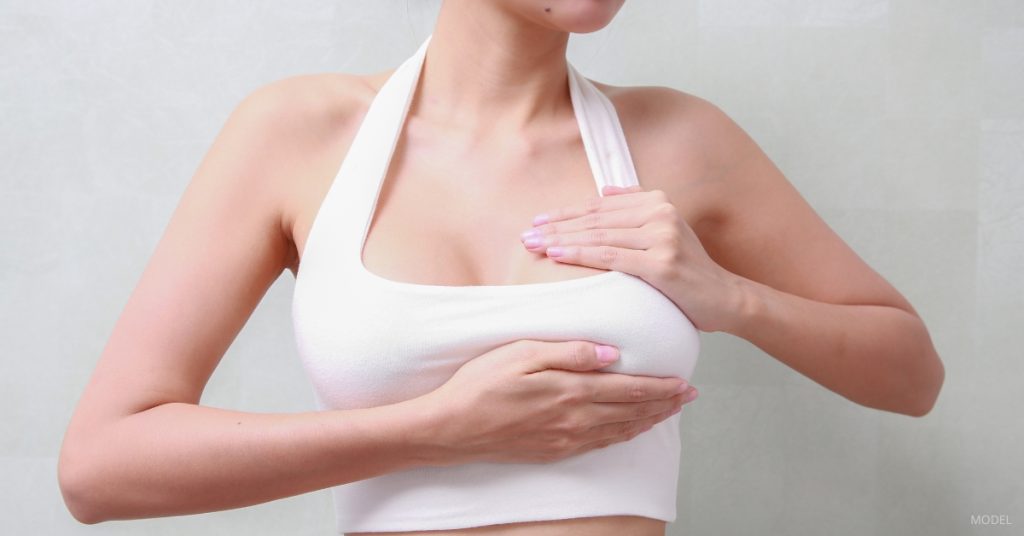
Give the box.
[586,373,688,403]
[588,393,685,428]
[527,205,647,238]
[522,227,650,253]
[532,190,649,227]
[544,243,646,276]
[517,340,621,375]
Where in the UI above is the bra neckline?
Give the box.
[352,34,636,295]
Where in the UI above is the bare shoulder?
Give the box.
[229,70,377,177]
[245,70,377,122]
[588,80,744,229]
[236,70,385,271]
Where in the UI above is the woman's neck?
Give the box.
[415,0,574,137]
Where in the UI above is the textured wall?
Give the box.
[2,1,1021,534]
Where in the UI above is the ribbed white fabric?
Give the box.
[292,34,701,533]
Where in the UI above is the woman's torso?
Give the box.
[282,69,716,536]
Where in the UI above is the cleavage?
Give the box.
[360,131,612,287]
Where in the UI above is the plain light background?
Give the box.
[2,0,1022,534]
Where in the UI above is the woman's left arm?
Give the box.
[525,93,944,417]
[691,99,945,417]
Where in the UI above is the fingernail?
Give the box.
[683,388,698,402]
[674,381,689,394]
[533,213,549,226]
[596,345,619,363]
[524,236,544,248]
[520,229,540,241]
[546,246,564,257]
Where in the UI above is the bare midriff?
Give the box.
[347,515,666,536]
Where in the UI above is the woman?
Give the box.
[57,1,945,535]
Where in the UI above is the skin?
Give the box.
[56,0,945,533]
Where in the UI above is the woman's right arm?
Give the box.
[61,396,445,524]
[55,75,447,524]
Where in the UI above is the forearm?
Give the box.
[724,275,945,416]
[62,397,444,524]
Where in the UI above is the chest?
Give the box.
[362,124,624,287]
[289,95,713,283]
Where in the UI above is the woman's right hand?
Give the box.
[417,340,699,466]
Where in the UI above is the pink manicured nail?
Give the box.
[546,246,564,257]
[520,229,540,241]
[524,237,543,248]
[532,213,549,226]
[596,344,619,363]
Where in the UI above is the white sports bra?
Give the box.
[292,34,701,533]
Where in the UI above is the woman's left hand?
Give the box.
[520,184,744,333]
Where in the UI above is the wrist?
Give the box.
[720,272,766,338]
[398,393,464,469]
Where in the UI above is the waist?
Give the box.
[329,425,681,533]
[346,514,666,536]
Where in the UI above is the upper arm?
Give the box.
[63,77,324,446]
[681,94,919,316]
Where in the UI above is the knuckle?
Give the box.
[672,396,685,410]
[587,228,609,245]
[627,381,647,401]
[582,212,602,229]
[652,225,677,246]
[553,434,574,452]
[598,246,619,265]
[655,246,680,265]
[659,399,675,414]
[651,252,679,281]
[570,342,589,369]
[653,201,676,219]
[584,195,603,214]
[650,189,669,203]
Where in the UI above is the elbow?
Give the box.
[58,447,104,525]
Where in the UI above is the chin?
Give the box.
[511,0,626,34]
